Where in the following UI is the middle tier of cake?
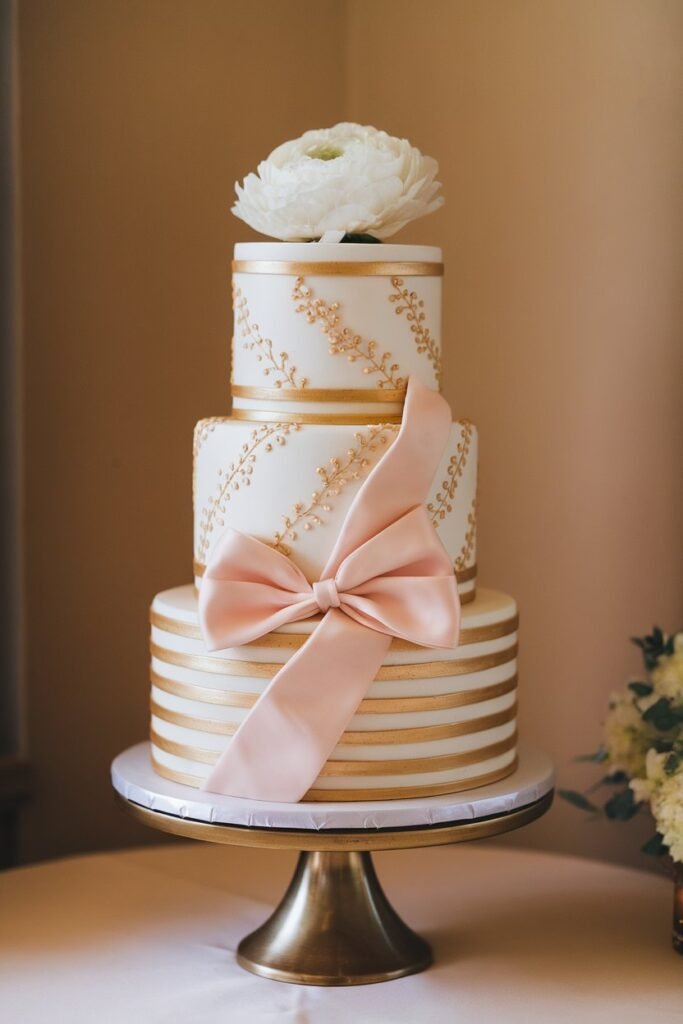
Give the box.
[193,416,478,600]
[148,585,519,802]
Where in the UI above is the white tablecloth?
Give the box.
[1,843,680,1023]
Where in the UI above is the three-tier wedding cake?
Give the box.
[147,126,519,803]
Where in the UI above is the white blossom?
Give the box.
[232,123,444,241]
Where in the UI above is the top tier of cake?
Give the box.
[231,242,442,422]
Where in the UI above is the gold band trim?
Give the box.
[150,669,517,713]
[456,563,477,583]
[150,698,517,745]
[232,260,444,278]
[191,559,477,586]
[150,641,518,680]
[231,385,407,404]
[150,728,517,776]
[150,608,516,648]
[150,754,517,801]
[231,408,403,425]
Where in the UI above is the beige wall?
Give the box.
[17,0,346,860]
[348,0,683,868]
[17,1,683,867]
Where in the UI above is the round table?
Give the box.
[1,842,679,1023]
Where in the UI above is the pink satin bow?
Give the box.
[198,377,459,802]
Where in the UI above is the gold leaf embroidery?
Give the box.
[389,277,441,385]
[454,497,477,572]
[273,425,399,555]
[193,417,224,503]
[198,422,298,563]
[292,277,405,389]
[234,283,307,388]
[427,421,474,526]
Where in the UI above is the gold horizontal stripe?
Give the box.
[232,260,444,277]
[150,754,517,802]
[231,408,403,425]
[231,385,407,404]
[192,559,477,586]
[151,700,237,736]
[150,641,518,680]
[147,756,518,802]
[305,759,518,801]
[151,669,257,708]
[150,698,517,745]
[151,669,518,713]
[323,731,517,777]
[149,608,516,648]
[150,728,517,776]
[456,563,477,583]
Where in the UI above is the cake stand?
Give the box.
[112,742,553,986]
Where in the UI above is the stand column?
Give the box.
[236,850,432,986]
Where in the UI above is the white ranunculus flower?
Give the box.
[232,123,444,241]
[603,691,655,778]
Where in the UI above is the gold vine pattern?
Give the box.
[273,425,399,555]
[389,277,441,385]
[454,496,477,572]
[234,283,307,388]
[192,418,224,501]
[292,277,405,389]
[427,421,474,526]
[197,422,298,563]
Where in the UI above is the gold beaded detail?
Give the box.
[197,423,298,564]
[427,421,474,526]
[455,495,477,572]
[389,277,441,385]
[273,425,398,555]
[292,277,405,389]
[234,283,308,388]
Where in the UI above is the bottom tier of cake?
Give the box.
[148,585,519,801]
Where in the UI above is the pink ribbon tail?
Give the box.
[203,611,391,802]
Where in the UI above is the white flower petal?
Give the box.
[232,123,444,241]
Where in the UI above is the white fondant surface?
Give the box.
[193,419,478,582]
[234,243,443,262]
[112,741,553,831]
[231,243,443,398]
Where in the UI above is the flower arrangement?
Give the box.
[562,628,683,862]
[562,627,683,953]
[232,123,443,242]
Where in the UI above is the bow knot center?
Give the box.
[312,578,341,613]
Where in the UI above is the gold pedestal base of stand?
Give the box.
[116,761,553,987]
[237,850,431,986]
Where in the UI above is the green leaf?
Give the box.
[651,737,675,754]
[664,753,681,776]
[604,787,640,820]
[631,628,675,670]
[628,681,653,698]
[642,697,683,732]
[603,771,629,785]
[341,233,382,244]
[641,833,668,856]
[558,789,599,813]
[574,749,608,763]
